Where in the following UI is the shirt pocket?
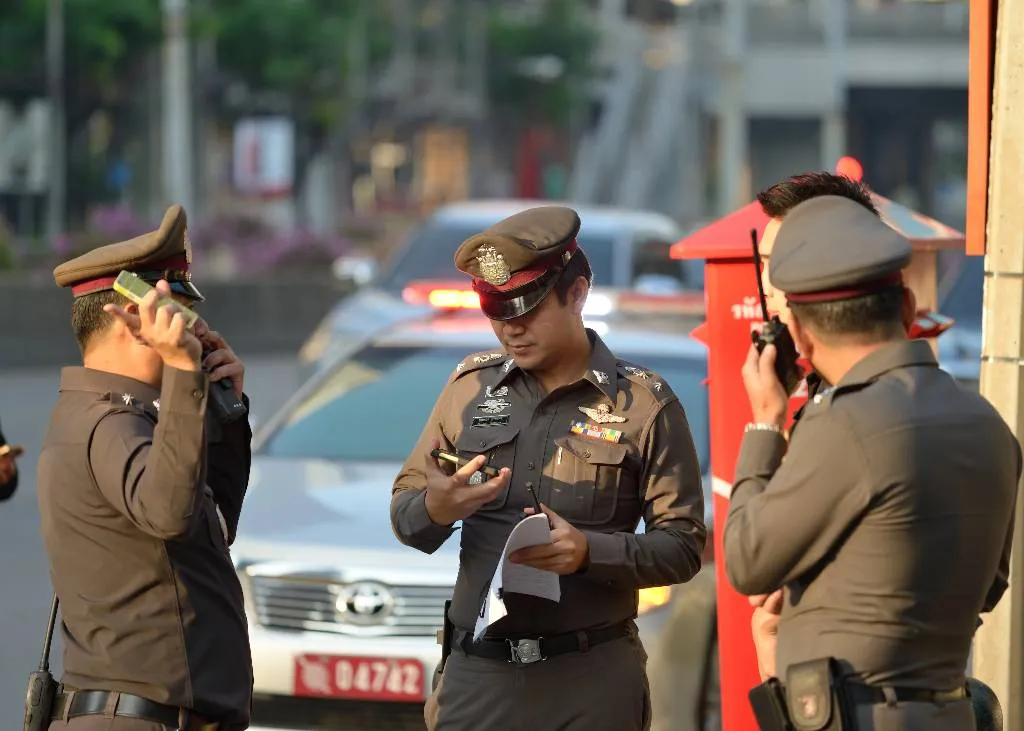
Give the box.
[453,425,520,511]
[548,435,630,526]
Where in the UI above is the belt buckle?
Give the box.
[508,638,544,665]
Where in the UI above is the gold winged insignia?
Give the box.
[578,403,627,424]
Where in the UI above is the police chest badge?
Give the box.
[477,398,510,414]
[476,245,511,286]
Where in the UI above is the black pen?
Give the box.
[525,483,543,514]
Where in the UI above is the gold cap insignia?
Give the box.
[476,244,511,286]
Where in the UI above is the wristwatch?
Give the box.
[744,422,784,435]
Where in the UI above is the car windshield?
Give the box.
[377,220,618,291]
[259,344,710,473]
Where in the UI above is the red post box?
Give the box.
[672,202,805,731]
[672,193,964,731]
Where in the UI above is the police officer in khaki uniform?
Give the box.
[724,195,1020,731]
[746,170,884,678]
[392,206,707,731]
[38,205,253,730]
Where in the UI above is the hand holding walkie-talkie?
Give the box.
[749,229,805,396]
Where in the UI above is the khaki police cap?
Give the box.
[453,206,582,320]
[769,195,912,304]
[53,204,203,301]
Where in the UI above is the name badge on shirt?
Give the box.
[473,414,511,428]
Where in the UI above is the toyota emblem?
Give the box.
[336,582,395,625]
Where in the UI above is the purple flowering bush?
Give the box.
[42,204,350,278]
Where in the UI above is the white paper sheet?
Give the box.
[473,513,561,640]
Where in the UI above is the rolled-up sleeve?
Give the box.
[89,367,209,539]
[724,411,870,596]
[582,399,707,589]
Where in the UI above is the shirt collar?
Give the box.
[488,328,619,402]
[60,367,161,409]
[836,339,938,389]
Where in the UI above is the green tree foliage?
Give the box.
[203,0,395,133]
[0,0,161,123]
[486,1,599,129]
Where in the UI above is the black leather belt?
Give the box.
[845,683,967,706]
[460,622,631,665]
[54,690,222,730]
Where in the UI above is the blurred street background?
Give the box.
[0,0,974,728]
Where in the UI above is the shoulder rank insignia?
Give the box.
[578,403,626,424]
[592,370,610,384]
[623,365,649,380]
[451,351,507,381]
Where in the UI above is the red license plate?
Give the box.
[294,654,425,702]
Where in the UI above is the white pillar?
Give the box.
[974,0,1024,725]
[161,0,194,214]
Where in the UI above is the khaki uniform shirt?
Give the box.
[37,367,254,727]
[725,340,1020,689]
[392,330,706,635]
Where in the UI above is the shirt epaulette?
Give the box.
[616,361,675,403]
[449,350,508,383]
[102,391,159,421]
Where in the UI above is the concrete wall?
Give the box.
[0,277,355,368]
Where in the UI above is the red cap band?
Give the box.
[785,272,903,305]
[472,239,579,295]
[68,254,192,297]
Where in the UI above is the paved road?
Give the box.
[0,354,303,730]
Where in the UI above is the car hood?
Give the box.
[327,288,433,334]
[232,457,460,579]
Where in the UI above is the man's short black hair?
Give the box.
[789,286,905,344]
[554,249,593,304]
[757,172,878,219]
[71,290,127,354]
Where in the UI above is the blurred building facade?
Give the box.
[571,0,969,229]
[0,0,970,255]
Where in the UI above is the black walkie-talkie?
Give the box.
[23,593,59,731]
[203,347,248,423]
[749,228,804,396]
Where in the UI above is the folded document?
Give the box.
[473,513,561,640]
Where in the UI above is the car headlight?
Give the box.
[638,586,672,615]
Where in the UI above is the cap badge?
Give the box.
[476,245,511,286]
[578,404,626,424]
[183,227,193,264]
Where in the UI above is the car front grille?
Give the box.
[249,574,452,637]
[252,693,426,731]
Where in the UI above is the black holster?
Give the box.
[749,658,852,731]
[433,599,454,692]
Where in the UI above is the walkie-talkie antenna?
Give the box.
[38,594,58,671]
[750,228,770,322]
